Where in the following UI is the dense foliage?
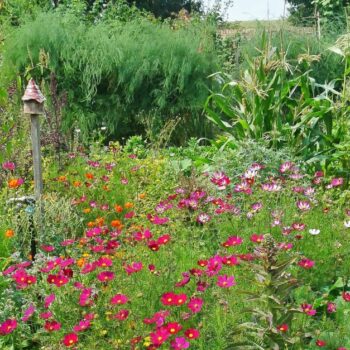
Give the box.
[287,0,350,25]
[1,143,350,349]
[1,12,219,143]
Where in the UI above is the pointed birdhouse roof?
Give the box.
[22,79,46,104]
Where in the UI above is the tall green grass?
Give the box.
[1,12,219,143]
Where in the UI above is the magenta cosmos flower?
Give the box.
[217,275,236,288]
[110,294,128,305]
[298,259,315,269]
[171,337,190,349]
[97,271,115,282]
[0,319,17,335]
[187,297,203,313]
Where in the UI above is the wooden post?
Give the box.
[22,79,46,260]
[22,79,46,200]
[30,114,43,199]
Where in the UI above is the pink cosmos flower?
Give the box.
[297,200,311,211]
[301,303,316,316]
[342,291,350,302]
[79,288,93,306]
[157,234,171,245]
[147,214,169,225]
[171,337,190,349]
[22,304,35,322]
[279,242,293,250]
[41,245,55,252]
[97,271,115,282]
[210,171,230,190]
[331,178,344,187]
[279,161,294,173]
[40,312,53,319]
[217,275,236,288]
[327,302,336,313]
[251,202,263,212]
[261,183,282,192]
[175,272,191,287]
[114,309,129,321]
[97,257,113,268]
[150,327,170,346]
[298,259,315,269]
[121,178,128,185]
[124,261,143,275]
[110,294,128,305]
[0,319,17,335]
[73,319,91,332]
[2,161,15,171]
[222,236,243,247]
[196,213,211,224]
[250,234,264,243]
[44,320,61,332]
[188,297,203,313]
[44,294,56,309]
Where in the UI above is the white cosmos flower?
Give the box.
[344,221,350,228]
[309,229,320,235]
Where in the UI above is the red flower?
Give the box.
[62,333,78,347]
[277,324,288,332]
[44,320,61,332]
[342,291,350,302]
[114,309,129,321]
[161,292,176,305]
[166,322,182,335]
[316,339,326,347]
[184,328,200,339]
[161,292,187,306]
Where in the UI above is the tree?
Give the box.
[287,0,350,25]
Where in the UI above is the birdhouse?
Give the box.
[22,79,46,115]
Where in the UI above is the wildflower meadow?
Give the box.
[1,1,350,350]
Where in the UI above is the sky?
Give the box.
[205,0,288,21]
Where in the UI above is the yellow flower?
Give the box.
[143,337,151,347]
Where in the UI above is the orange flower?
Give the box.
[102,185,110,191]
[111,220,122,228]
[87,221,95,228]
[138,193,146,199]
[57,175,67,182]
[73,181,82,187]
[95,217,105,227]
[114,205,123,213]
[76,258,86,268]
[5,229,14,238]
[83,208,91,214]
[85,173,94,180]
[8,178,24,189]
[124,202,134,209]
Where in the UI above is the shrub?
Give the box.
[2,12,219,143]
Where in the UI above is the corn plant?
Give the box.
[205,34,339,171]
